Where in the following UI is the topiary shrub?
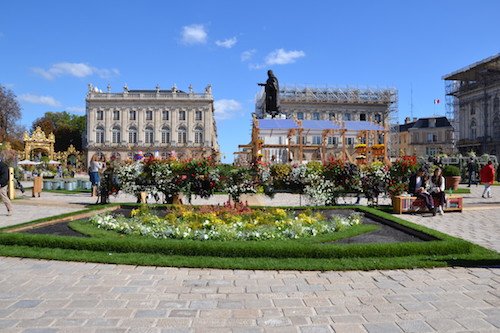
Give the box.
[442,165,461,177]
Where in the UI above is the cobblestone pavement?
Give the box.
[1,184,499,331]
[0,257,499,333]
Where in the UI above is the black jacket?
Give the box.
[408,173,418,195]
[0,161,9,187]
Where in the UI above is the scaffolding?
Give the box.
[255,85,399,158]
[443,53,500,154]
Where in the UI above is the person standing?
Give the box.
[480,161,495,198]
[467,158,478,187]
[88,155,102,197]
[0,158,13,216]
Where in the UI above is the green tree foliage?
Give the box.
[0,85,22,143]
[32,111,86,151]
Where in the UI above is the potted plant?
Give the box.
[442,165,461,190]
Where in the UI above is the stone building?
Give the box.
[85,84,219,164]
[443,54,500,157]
[394,116,454,157]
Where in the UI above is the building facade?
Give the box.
[395,117,454,157]
[85,84,219,164]
[443,54,500,157]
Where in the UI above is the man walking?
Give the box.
[0,158,13,216]
[480,161,496,198]
[467,158,478,187]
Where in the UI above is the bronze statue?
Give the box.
[258,70,279,117]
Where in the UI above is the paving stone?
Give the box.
[425,318,464,331]
[396,320,434,333]
[10,300,42,309]
[363,322,403,333]
[134,309,167,318]
[299,325,333,333]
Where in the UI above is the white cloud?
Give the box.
[214,99,242,120]
[215,37,237,49]
[241,49,256,62]
[20,94,61,107]
[66,106,85,114]
[32,62,120,80]
[264,48,305,65]
[181,24,207,45]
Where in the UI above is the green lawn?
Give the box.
[0,205,498,271]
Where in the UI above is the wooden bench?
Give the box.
[393,194,463,214]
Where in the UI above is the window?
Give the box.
[297,112,304,120]
[162,110,169,121]
[179,110,186,121]
[427,133,437,143]
[194,126,203,144]
[195,110,202,121]
[328,136,336,145]
[426,147,438,156]
[312,112,320,120]
[374,114,382,123]
[470,104,475,115]
[343,113,351,121]
[470,119,477,139]
[112,126,121,144]
[328,113,335,121]
[96,127,104,143]
[129,127,138,144]
[96,110,103,121]
[412,133,419,143]
[146,110,153,121]
[359,113,366,121]
[145,127,154,144]
[113,110,120,121]
[429,119,436,128]
[312,136,322,145]
[494,116,500,139]
[346,137,354,146]
[161,127,171,144]
[129,110,136,121]
[178,126,187,144]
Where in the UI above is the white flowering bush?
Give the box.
[304,173,341,206]
[88,206,363,241]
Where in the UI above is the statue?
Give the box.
[258,70,280,117]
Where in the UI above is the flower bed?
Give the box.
[89,204,362,241]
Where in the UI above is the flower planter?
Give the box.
[445,176,461,190]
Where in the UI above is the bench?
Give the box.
[393,194,463,214]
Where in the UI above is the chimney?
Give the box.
[405,117,411,124]
[413,117,417,122]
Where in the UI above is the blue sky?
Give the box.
[1,0,499,162]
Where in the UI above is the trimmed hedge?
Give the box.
[0,206,472,259]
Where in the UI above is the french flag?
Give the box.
[433,99,440,104]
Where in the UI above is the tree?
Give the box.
[0,85,22,142]
[32,111,86,151]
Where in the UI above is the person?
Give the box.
[0,158,13,216]
[467,158,478,187]
[258,70,279,117]
[88,155,102,197]
[429,167,446,215]
[57,164,63,178]
[409,168,435,215]
[480,161,495,198]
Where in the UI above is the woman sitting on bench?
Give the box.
[429,167,446,215]
[409,168,436,215]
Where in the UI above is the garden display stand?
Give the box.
[32,176,42,197]
[393,194,463,214]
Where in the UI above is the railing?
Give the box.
[88,92,211,100]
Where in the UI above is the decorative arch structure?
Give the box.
[23,127,55,160]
